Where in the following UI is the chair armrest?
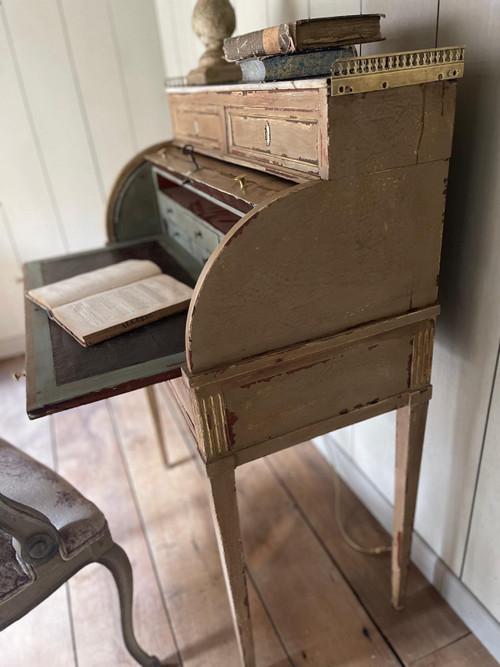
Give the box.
[0,491,60,566]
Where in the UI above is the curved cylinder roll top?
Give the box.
[186,162,448,373]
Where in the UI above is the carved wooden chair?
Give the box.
[0,437,160,666]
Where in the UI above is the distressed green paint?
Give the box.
[25,235,202,418]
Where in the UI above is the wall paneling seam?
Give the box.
[359,0,364,56]
[435,0,441,48]
[152,1,170,79]
[105,0,139,153]
[0,5,70,254]
[459,339,500,579]
[0,203,23,269]
[64,584,79,667]
[49,416,79,666]
[56,0,106,204]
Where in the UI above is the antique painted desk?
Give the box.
[24,48,464,667]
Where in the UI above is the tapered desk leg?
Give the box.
[392,400,428,609]
[208,469,255,667]
[145,385,168,466]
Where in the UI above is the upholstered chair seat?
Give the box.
[0,438,160,666]
[0,440,106,557]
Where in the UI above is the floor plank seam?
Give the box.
[53,413,79,666]
[408,631,472,665]
[0,356,491,666]
[65,582,80,667]
[245,566,295,667]
[157,384,405,664]
[265,454,405,667]
[106,399,184,666]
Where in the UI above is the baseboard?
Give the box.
[0,334,25,361]
[313,434,500,662]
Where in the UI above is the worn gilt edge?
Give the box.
[330,46,465,96]
[196,391,231,461]
[184,306,440,391]
[411,322,435,388]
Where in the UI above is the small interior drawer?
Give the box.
[166,219,193,256]
[226,109,320,176]
[171,103,223,151]
[158,192,222,265]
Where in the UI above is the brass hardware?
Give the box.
[165,75,188,88]
[330,46,465,96]
[13,370,25,380]
[264,121,271,146]
[233,174,246,189]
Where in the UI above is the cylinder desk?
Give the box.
[24,47,464,666]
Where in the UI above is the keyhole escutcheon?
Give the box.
[264,121,271,146]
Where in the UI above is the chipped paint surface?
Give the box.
[225,408,239,446]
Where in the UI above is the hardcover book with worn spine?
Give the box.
[223,14,383,62]
[238,46,356,83]
[26,259,193,346]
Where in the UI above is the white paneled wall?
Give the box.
[1,0,499,655]
[0,0,170,357]
[361,0,438,53]
[312,0,500,658]
[462,350,500,621]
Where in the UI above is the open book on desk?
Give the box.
[26,259,193,347]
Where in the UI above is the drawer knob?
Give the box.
[264,121,271,146]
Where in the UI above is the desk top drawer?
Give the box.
[226,108,320,176]
[168,84,329,182]
[170,103,224,152]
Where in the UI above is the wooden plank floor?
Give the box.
[0,355,496,666]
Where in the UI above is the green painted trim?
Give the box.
[36,349,186,407]
[25,236,195,416]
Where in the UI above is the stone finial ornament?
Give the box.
[187,0,242,85]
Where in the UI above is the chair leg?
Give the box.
[99,543,160,667]
[146,384,169,466]
[392,400,428,610]
[208,469,255,667]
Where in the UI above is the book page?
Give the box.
[53,274,193,343]
[27,259,161,310]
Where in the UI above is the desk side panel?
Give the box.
[187,317,435,464]
[223,322,430,453]
[106,141,169,243]
[187,162,448,373]
[328,81,457,178]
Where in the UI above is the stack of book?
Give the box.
[223,14,384,83]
